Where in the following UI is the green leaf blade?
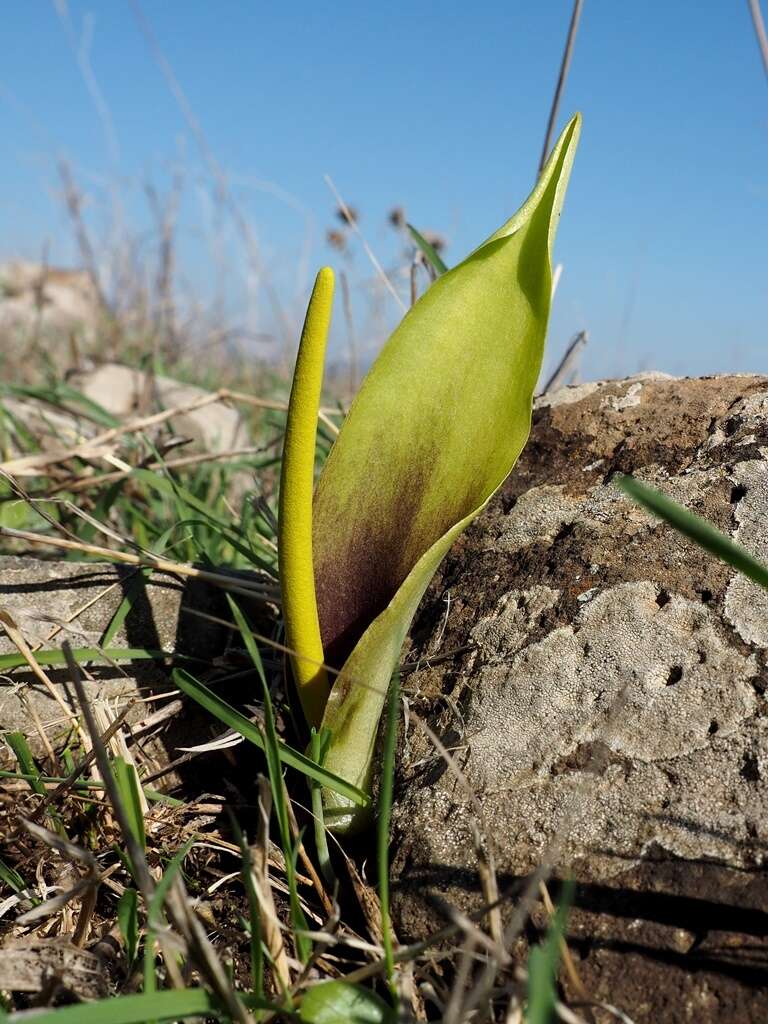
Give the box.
[299,980,396,1024]
[406,223,449,276]
[4,988,274,1024]
[526,879,574,1024]
[170,668,368,807]
[117,888,139,966]
[616,474,768,591]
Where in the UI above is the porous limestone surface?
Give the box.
[724,458,768,647]
[392,374,768,1022]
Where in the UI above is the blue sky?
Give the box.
[1,1,766,380]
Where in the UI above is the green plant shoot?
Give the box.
[279,114,581,832]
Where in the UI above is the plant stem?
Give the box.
[377,672,400,1002]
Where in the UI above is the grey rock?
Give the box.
[392,374,768,1022]
[69,363,248,453]
[0,557,230,753]
[0,262,103,357]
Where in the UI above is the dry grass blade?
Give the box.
[443,936,480,1024]
[30,573,133,652]
[253,776,292,992]
[748,0,768,77]
[554,1001,590,1023]
[61,644,154,901]
[538,0,584,174]
[60,641,256,1023]
[541,330,588,394]
[0,526,276,598]
[343,854,385,948]
[0,386,338,477]
[92,701,149,816]
[539,880,590,1006]
[56,444,275,494]
[16,818,99,946]
[325,174,407,314]
[427,897,509,965]
[0,609,86,745]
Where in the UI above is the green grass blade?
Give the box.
[0,647,178,671]
[0,382,121,429]
[616,474,768,590]
[3,988,274,1024]
[229,813,264,1004]
[112,757,146,856]
[2,739,65,835]
[101,569,154,649]
[406,223,449,276]
[0,856,32,898]
[117,887,139,966]
[144,836,196,995]
[0,398,40,451]
[0,770,176,809]
[171,668,368,806]
[377,674,399,1001]
[227,595,311,962]
[0,769,102,791]
[132,468,273,572]
[526,879,574,1024]
[5,733,46,797]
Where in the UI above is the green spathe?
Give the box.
[312,115,581,832]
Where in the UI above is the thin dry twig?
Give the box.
[0,526,276,599]
[324,175,407,315]
[541,330,588,394]
[54,444,276,495]
[253,777,292,991]
[129,0,293,352]
[0,609,86,745]
[0,385,340,478]
[538,0,585,175]
[748,0,768,78]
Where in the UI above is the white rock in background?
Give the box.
[69,363,248,453]
[0,262,103,342]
